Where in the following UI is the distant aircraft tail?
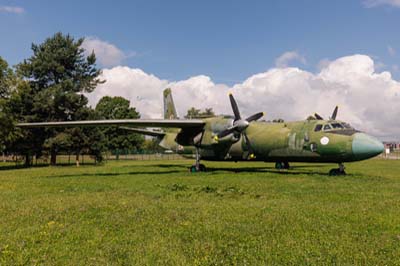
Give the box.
[163,88,178,119]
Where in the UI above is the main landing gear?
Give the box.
[329,163,346,176]
[275,161,290,170]
[189,147,206,173]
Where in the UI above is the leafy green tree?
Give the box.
[0,57,27,160]
[95,96,143,159]
[67,108,106,165]
[0,56,15,98]
[185,107,201,119]
[16,32,104,165]
[141,138,163,153]
[185,107,215,118]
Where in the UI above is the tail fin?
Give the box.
[163,88,178,119]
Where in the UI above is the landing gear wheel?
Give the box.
[283,162,290,169]
[199,164,206,172]
[189,164,206,173]
[329,163,346,176]
[275,162,290,170]
[189,165,197,173]
[275,162,283,170]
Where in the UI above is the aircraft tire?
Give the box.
[275,162,283,170]
[199,164,207,172]
[329,168,346,176]
[189,164,207,173]
[283,162,290,169]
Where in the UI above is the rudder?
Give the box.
[163,88,178,119]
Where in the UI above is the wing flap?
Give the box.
[119,127,166,137]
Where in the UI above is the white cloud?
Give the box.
[81,37,134,67]
[364,0,400,7]
[275,51,306,68]
[388,45,396,56]
[87,54,400,140]
[0,5,25,14]
[317,58,332,70]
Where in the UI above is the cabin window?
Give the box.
[323,124,332,131]
[314,124,323,132]
[331,123,344,129]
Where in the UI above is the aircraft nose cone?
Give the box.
[352,133,384,160]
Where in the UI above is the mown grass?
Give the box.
[0,159,399,265]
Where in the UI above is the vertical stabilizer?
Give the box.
[163,88,178,119]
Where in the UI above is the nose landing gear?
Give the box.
[329,163,346,176]
[275,162,290,170]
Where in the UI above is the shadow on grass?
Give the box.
[50,169,183,178]
[4,160,348,178]
[205,167,332,176]
[0,162,100,171]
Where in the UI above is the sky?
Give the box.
[1,0,400,140]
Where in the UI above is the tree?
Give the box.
[0,57,16,156]
[95,96,143,159]
[0,56,15,98]
[16,32,104,165]
[185,107,215,118]
[185,107,201,119]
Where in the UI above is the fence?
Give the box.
[1,152,190,166]
[380,150,400,160]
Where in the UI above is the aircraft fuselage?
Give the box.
[161,116,383,163]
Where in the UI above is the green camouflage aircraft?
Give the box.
[17,88,384,175]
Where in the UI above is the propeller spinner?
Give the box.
[214,93,264,159]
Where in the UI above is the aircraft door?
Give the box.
[288,124,309,154]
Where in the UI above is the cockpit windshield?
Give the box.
[341,123,352,129]
[314,122,355,132]
[331,123,344,129]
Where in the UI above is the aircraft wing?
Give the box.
[16,119,205,129]
[118,127,166,137]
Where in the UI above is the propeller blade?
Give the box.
[216,126,237,139]
[245,112,264,122]
[229,93,241,121]
[243,132,256,159]
[314,113,324,120]
[330,106,338,120]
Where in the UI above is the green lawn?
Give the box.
[0,159,400,265]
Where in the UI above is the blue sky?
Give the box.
[1,0,400,139]
[0,0,399,83]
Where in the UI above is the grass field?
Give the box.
[0,159,400,265]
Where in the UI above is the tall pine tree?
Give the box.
[15,32,104,165]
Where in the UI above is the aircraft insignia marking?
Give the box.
[320,136,330,145]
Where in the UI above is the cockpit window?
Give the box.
[323,124,332,131]
[341,123,352,129]
[331,123,344,129]
[314,124,323,132]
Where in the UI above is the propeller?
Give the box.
[330,106,338,120]
[214,93,264,159]
[314,106,339,120]
[314,113,324,120]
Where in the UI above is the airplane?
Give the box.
[17,88,384,175]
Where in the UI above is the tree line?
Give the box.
[0,32,218,167]
[0,32,145,166]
